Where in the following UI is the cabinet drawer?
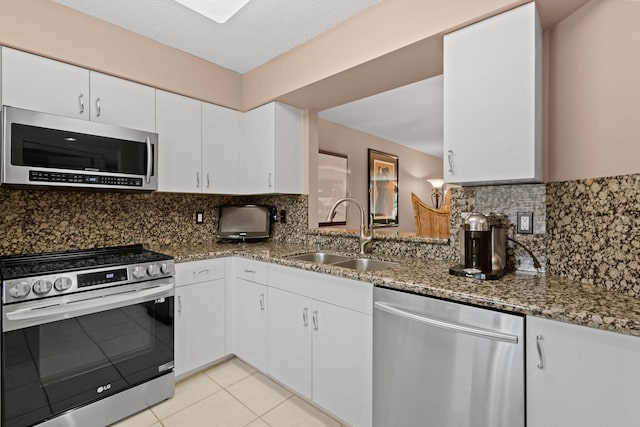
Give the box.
[268,264,373,315]
[235,258,268,285]
[175,258,225,287]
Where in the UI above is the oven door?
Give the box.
[1,279,174,427]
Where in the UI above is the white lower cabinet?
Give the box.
[267,264,372,427]
[526,316,640,427]
[232,277,268,373]
[267,287,313,398]
[311,299,372,427]
[174,259,226,377]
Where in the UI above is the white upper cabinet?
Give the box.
[156,90,202,193]
[443,2,543,185]
[1,48,155,132]
[89,72,155,132]
[240,102,303,194]
[526,316,640,427]
[157,95,242,194]
[1,47,90,119]
[202,102,242,194]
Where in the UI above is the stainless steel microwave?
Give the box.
[1,106,158,191]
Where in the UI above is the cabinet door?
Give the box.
[89,72,155,132]
[312,300,372,427]
[443,3,542,184]
[527,317,640,427]
[1,47,90,119]
[239,103,275,194]
[233,278,268,372]
[267,287,312,399]
[202,102,241,194]
[156,90,202,193]
[174,279,226,377]
[273,102,303,194]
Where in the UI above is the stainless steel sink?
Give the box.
[332,258,398,272]
[287,252,352,264]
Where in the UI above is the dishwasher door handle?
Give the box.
[374,301,519,344]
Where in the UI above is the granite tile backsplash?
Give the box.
[0,189,307,256]
[546,174,640,297]
[2,172,638,298]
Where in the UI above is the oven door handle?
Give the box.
[3,281,174,331]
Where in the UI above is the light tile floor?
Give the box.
[111,358,346,427]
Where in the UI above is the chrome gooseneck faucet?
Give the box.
[325,198,373,255]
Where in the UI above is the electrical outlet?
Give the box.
[280,209,287,224]
[516,256,538,274]
[195,211,204,224]
[517,212,533,234]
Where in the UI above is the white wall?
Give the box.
[548,0,640,182]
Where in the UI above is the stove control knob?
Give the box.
[160,263,171,275]
[147,264,160,277]
[132,266,147,279]
[54,277,73,292]
[33,280,53,295]
[9,282,32,298]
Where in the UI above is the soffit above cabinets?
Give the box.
[52,0,382,73]
[319,75,444,159]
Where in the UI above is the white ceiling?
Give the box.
[54,0,439,157]
[319,76,444,159]
[53,0,381,73]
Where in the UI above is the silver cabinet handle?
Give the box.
[374,302,519,344]
[193,269,209,277]
[447,150,454,173]
[312,310,318,331]
[196,172,200,188]
[244,269,256,274]
[79,94,85,114]
[267,172,272,188]
[303,307,308,327]
[206,172,211,188]
[96,97,102,117]
[259,293,265,311]
[536,335,544,369]
[145,136,152,184]
[178,295,182,314]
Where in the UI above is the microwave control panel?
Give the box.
[29,170,143,187]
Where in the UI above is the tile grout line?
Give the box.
[256,394,295,426]
[139,359,343,427]
[154,373,225,422]
[221,372,267,420]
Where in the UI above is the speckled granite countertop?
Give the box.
[152,241,640,337]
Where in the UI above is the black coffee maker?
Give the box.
[449,212,506,280]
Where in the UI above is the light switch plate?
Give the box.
[517,212,533,234]
[196,211,204,224]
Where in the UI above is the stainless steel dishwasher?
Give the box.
[373,287,524,427]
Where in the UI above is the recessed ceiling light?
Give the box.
[174,0,252,23]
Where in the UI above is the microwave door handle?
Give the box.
[4,282,174,328]
[145,136,152,184]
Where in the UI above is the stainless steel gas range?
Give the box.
[0,244,175,427]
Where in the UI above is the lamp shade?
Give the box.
[427,178,445,190]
